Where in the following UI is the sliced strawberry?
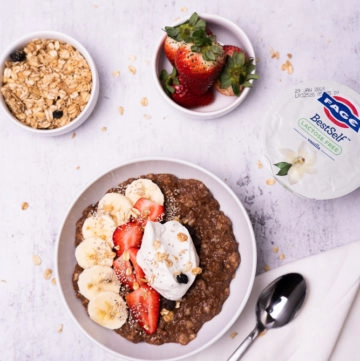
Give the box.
[113,247,146,290]
[112,219,144,257]
[175,38,225,96]
[160,67,214,108]
[133,197,165,222]
[215,45,259,97]
[126,284,160,334]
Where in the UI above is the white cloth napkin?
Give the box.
[188,240,360,361]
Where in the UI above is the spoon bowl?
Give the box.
[228,272,306,361]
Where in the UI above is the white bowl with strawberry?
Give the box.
[154,12,258,119]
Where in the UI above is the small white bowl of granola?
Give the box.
[0,31,99,136]
[154,13,258,120]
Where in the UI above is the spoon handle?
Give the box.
[227,325,261,361]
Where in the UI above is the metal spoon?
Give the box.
[227,272,307,361]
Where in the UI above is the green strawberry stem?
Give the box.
[164,12,206,43]
[218,52,259,96]
[164,12,222,62]
[159,68,179,96]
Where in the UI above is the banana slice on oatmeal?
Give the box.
[125,178,164,205]
[88,291,128,329]
[75,237,116,269]
[97,192,139,225]
[82,213,116,246]
[77,265,120,300]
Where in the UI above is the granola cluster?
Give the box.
[1,38,92,129]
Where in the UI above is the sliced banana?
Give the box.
[82,213,116,247]
[88,291,128,330]
[75,237,116,269]
[125,178,164,205]
[97,192,139,225]
[77,265,120,300]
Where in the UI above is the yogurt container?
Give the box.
[263,80,360,200]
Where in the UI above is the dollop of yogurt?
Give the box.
[136,220,201,301]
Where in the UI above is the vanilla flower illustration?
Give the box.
[274,141,317,185]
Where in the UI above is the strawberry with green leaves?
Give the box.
[163,12,208,65]
[160,67,214,108]
[215,45,259,96]
[175,32,225,96]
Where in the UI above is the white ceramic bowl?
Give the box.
[153,14,256,120]
[0,31,99,136]
[56,157,257,361]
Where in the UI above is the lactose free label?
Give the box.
[263,81,360,200]
[298,117,344,156]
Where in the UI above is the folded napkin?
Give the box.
[189,240,360,361]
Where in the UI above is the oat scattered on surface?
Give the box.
[75,165,80,170]
[143,114,151,119]
[57,323,63,333]
[266,178,276,185]
[1,38,92,130]
[101,126,107,132]
[21,202,29,210]
[128,55,136,62]
[140,97,148,106]
[128,65,136,75]
[270,47,280,59]
[272,246,279,253]
[112,70,120,78]
[230,331,238,339]
[51,277,57,285]
[44,268,53,280]
[256,160,263,169]
[32,255,42,265]
[279,253,285,260]
[180,7,188,12]
[264,264,270,272]
[118,106,124,115]
[281,59,293,74]
[71,132,76,138]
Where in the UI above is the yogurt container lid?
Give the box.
[262,80,360,200]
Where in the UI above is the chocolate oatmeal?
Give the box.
[73,173,240,345]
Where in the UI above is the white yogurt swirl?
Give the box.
[136,220,201,301]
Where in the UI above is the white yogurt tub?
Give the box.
[263,80,360,200]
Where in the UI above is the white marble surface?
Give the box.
[0,1,359,360]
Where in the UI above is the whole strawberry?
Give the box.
[160,67,214,108]
[215,45,258,96]
[164,12,207,65]
[175,32,225,96]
